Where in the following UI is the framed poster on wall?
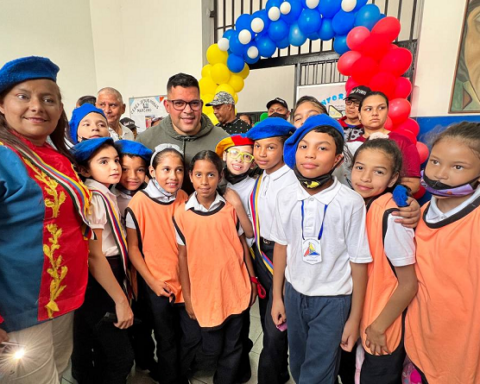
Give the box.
[297,83,347,118]
[450,0,480,113]
[129,95,168,133]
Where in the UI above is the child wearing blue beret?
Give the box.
[69,103,109,144]
[270,114,372,384]
[71,137,134,383]
[244,117,297,384]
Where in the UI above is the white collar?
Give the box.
[296,177,341,205]
[263,163,291,181]
[427,187,480,222]
[185,192,225,212]
[144,179,177,203]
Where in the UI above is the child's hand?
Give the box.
[340,318,359,352]
[114,300,134,329]
[0,328,8,344]
[391,197,420,228]
[365,323,391,356]
[250,282,258,307]
[185,300,196,320]
[149,280,173,298]
[223,187,240,207]
[271,297,287,327]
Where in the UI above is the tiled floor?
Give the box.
[61,300,295,384]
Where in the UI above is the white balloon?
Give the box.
[305,0,319,9]
[251,17,265,33]
[247,46,259,59]
[341,0,357,12]
[268,6,281,21]
[218,37,230,51]
[238,29,252,45]
[280,2,292,15]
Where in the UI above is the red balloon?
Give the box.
[371,16,401,42]
[351,56,379,85]
[396,118,419,136]
[369,72,397,100]
[362,34,391,61]
[380,48,413,77]
[338,51,362,76]
[388,98,411,125]
[396,127,417,144]
[346,26,370,51]
[384,116,394,131]
[394,77,413,99]
[416,141,429,163]
[413,185,426,200]
[345,77,360,94]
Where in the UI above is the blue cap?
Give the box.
[283,114,344,169]
[0,56,59,95]
[244,117,296,141]
[115,140,153,164]
[69,104,107,144]
[72,137,115,164]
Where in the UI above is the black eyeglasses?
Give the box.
[168,99,203,111]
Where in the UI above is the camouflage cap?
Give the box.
[206,91,235,106]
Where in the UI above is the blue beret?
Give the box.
[284,114,344,169]
[245,117,296,141]
[69,104,107,144]
[0,56,59,95]
[72,137,115,164]
[115,140,153,164]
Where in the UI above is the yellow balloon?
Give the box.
[211,63,231,85]
[228,74,245,93]
[203,105,213,115]
[238,64,250,79]
[206,44,228,65]
[201,93,214,104]
[233,92,238,104]
[201,64,212,78]
[207,112,219,125]
[215,83,235,97]
[199,77,217,95]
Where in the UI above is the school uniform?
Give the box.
[270,178,372,384]
[360,193,415,384]
[405,188,480,384]
[72,179,134,384]
[126,182,188,384]
[174,193,252,384]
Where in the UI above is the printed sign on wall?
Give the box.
[129,95,168,132]
[297,83,347,118]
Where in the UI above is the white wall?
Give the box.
[0,0,97,114]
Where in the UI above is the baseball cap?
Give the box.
[206,91,235,106]
[120,117,139,131]
[266,97,289,110]
[345,86,371,102]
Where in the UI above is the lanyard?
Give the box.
[301,201,328,241]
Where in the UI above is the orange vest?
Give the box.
[127,190,188,303]
[405,199,480,384]
[174,201,251,328]
[361,193,403,354]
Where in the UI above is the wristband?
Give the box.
[250,276,267,299]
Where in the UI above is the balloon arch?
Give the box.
[199,0,428,181]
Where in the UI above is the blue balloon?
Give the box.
[354,4,381,30]
[229,31,247,56]
[256,35,277,57]
[245,54,260,65]
[223,29,235,40]
[268,19,289,41]
[379,13,386,20]
[308,31,320,41]
[277,35,290,49]
[289,22,307,47]
[227,54,246,73]
[251,9,271,32]
[236,14,252,32]
[298,9,322,35]
[281,0,304,24]
[333,35,349,55]
[266,0,282,10]
[354,0,368,11]
[244,43,260,65]
[318,0,342,19]
[332,10,356,35]
[318,18,335,40]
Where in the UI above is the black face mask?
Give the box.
[293,157,344,190]
[224,168,249,185]
[421,171,480,197]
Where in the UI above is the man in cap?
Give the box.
[206,91,250,135]
[120,117,139,139]
[266,97,290,120]
[338,85,370,141]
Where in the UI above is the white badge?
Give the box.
[302,238,322,265]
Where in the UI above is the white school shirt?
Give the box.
[111,186,131,221]
[227,176,255,247]
[176,192,244,245]
[109,123,134,141]
[270,178,372,296]
[383,215,416,267]
[85,179,123,257]
[425,186,480,223]
[257,164,298,241]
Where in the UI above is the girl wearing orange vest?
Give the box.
[405,122,480,384]
[126,143,188,384]
[174,150,257,384]
[350,137,418,384]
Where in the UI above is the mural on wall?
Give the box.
[450,0,480,113]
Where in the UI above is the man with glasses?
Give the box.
[338,86,370,142]
[206,91,250,134]
[136,73,228,193]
